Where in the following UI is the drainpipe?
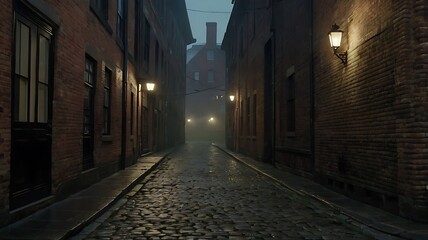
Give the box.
[120,0,129,170]
[309,0,315,173]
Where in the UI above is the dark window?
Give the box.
[117,0,124,41]
[90,0,108,20]
[130,91,135,135]
[287,74,295,132]
[246,97,250,134]
[194,71,200,81]
[240,100,244,136]
[207,70,214,83]
[83,56,96,170]
[155,40,159,76]
[135,0,143,67]
[144,17,151,69]
[239,27,244,57]
[103,67,112,135]
[253,94,257,136]
[207,50,214,61]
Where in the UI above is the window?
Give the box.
[239,27,244,58]
[287,74,295,132]
[207,70,214,83]
[246,97,250,134]
[84,57,96,137]
[135,0,143,67]
[144,17,151,69]
[103,67,112,135]
[90,0,108,21]
[253,94,257,136]
[117,0,124,41]
[14,15,52,123]
[155,40,159,76]
[83,56,96,170]
[130,91,134,134]
[207,50,214,61]
[194,71,200,81]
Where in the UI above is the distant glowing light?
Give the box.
[187,119,192,123]
[146,82,155,91]
[229,95,235,102]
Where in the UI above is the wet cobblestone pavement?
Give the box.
[86,142,375,239]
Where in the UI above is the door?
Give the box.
[10,14,53,209]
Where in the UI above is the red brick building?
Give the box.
[186,23,226,142]
[223,0,428,222]
[0,0,193,226]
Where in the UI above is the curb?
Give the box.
[62,148,176,240]
[212,143,418,240]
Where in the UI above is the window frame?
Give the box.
[102,67,112,135]
[287,73,296,133]
[194,71,200,81]
[116,0,125,42]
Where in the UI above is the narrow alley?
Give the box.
[83,142,374,239]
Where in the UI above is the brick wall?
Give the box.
[0,0,12,221]
[313,0,428,220]
[396,0,428,220]
[273,0,312,174]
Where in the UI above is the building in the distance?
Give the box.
[186,22,226,142]
[0,0,193,226]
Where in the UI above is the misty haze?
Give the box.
[0,0,427,239]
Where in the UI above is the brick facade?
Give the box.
[223,0,428,222]
[0,0,192,226]
[0,0,12,226]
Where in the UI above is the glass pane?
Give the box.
[38,84,48,123]
[103,109,109,133]
[17,77,28,121]
[38,36,49,84]
[104,88,110,107]
[84,87,90,109]
[19,23,30,78]
[15,22,21,74]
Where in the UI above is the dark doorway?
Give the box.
[263,39,274,164]
[10,13,53,209]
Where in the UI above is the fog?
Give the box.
[185,0,232,143]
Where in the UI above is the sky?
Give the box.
[185,0,233,46]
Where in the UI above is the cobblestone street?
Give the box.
[86,142,374,239]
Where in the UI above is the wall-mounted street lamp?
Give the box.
[329,24,347,65]
[229,95,235,102]
[146,82,155,92]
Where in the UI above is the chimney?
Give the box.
[206,22,217,47]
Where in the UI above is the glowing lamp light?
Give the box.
[229,95,235,102]
[146,82,155,91]
[328,24,343,49]
[187,119,192,123]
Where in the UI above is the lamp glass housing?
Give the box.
[146,82,155,91]
[229,95,235,102]
[329,31,343,49]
